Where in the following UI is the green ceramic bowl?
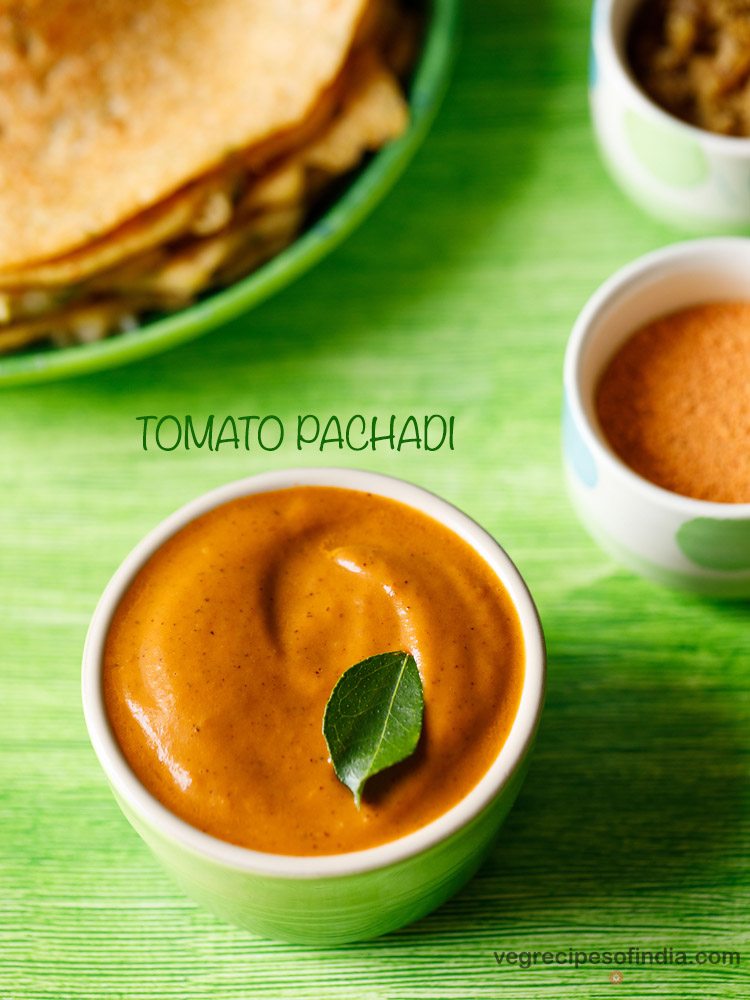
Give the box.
[82,468,546,944]
[0,0,458,387]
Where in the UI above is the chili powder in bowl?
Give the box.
[563,237,750,596]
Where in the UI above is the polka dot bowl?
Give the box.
[563,238,750,597]
[590,0,750,232]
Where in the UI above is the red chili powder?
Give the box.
[595,302,750,504]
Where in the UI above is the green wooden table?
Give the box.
[1,1,748,997]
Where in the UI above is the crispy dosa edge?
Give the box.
[0,0,370,269]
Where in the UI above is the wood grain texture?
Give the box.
[1,0,748,997]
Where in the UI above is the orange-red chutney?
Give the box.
[103,487,524,855]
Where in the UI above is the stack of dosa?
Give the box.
[0,0,417,353]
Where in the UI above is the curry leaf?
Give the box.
[322,651,424,808]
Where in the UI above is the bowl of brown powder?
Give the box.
[563,237,750,596]
[591,0,750,231]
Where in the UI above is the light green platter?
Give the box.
[0,0,458,387]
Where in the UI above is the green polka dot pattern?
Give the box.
[676,516,750,572]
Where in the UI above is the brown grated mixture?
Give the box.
[629,0,750,136]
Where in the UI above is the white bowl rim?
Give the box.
[82,467,546,880]
[564,236,750,520]
[594,0,750,155]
